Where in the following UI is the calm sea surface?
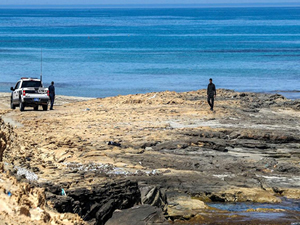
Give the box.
[0,7,299,98]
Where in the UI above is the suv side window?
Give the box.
[15,81,20,90]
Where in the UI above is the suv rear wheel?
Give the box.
[43,105,48,111]
[19,101,25,111]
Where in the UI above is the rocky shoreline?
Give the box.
[0,89,299,224]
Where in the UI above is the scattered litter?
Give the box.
[85,108,90,111]
[15,166,38,182]
[61,188,66,196]
[63,162,160,177]
[108,168,130,176]
[108,141,121,147]
[147,170,158,175]
[7,191,11,197]
[148,94,157,99]
[64,162,115,173]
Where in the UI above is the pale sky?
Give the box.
[0,0,298,5]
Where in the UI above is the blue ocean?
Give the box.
[0,7,299,98]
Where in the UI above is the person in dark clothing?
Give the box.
[207,78,216,111]
[48,81,55,110]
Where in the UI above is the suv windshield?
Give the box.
[21,81,42,88]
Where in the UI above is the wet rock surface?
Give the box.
[0,89,299,224]
[106,204,168,225]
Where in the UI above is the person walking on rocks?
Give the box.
[48,81,55,110]
[207,78,216,111]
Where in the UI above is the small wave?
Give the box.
[273,90,300,93]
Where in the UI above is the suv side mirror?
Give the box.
[10,87,14,91]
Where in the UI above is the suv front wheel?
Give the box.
[10,97,16,109]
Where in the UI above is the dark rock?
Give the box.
[141,142,160,149]
[105,205,168,225]
[31,166,40,173]
[212,144,228,152]
[242,108,259,113]
[272,187,284,195]
[140,185,167,212]
[45,180,141,225]
[84,203,102,221]
[269,94,285,101]
[240,141,269,149]
[275,163,300,173]
[48,195,74,213]
[41,182,67,195]
[96,199,118,225]
[210,194,226,202]
[16,174,27,182]
[108,141,121,147]
[153,141,188,151]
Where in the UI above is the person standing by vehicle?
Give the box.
[48,81,55,110]
[207,78,216,111]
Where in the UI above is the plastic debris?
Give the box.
[63,162,160,177]
[7,191,11,197]
[61,188,66,196]
[108,141,121,147]
[148,94,157,99]
[15,166,38,182]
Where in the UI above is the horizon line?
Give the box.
[0,2,300,8]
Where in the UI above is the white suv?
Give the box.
[10,77,49,111]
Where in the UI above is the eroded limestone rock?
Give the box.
[0,116,13,162]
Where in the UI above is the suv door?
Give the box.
[12,81,21,104]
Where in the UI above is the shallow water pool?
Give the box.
[207,198,300,212]
[206,198,300,223]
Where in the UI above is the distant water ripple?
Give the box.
[0,7,299,99]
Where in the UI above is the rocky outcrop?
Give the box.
[41,179,141,225]
[0,170,85,225]
[106,205,168,225]
[198,188,281,203]
[140,185,168,212]
[1,89,299,224]
[0,116,13,162]
[166,192,208,221]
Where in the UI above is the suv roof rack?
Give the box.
[21,77,39,80]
